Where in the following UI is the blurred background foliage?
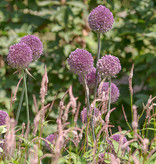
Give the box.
[0,0,156,134]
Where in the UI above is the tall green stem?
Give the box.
[94,33,101,99]
[22,70,30,125]
[108,77,111,112]
[84,76,96,142]
[16,83,25,123]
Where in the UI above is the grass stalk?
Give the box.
[108,77,111,112]
[22,69,30,125]
[94,33,101,99]
[84,76,96,142]
[16,82,25,123]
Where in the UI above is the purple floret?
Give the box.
[88,5,114,33]
[0,110,9,126]
[20,35,43,60]
[7,43,33,70]
[81,108,101,123]
[98,82,119,103]
[45,134,56,152]
[79,67,101,89]
[97,54,121,78]
[68,48,94,75]
[108,134,130,152]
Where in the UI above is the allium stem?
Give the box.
[94,33,101,100]
[84,76,96,142]
[108,77,111,112]
[16,83,25,123]
[22,70,30,125]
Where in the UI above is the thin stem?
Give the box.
[16,83,25,123]
[22,69,30,125]
[108,77,111,112]
[84,76,96,142]
[94,33,101,99]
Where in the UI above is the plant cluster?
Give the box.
[0,3,155,164]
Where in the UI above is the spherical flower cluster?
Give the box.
[81,108,101,123]
[68,48,94,75]
[20,35,43,60]
[7,43,33,69]
[98,82,119,103]
[97,55,121,78]
[98,153,115,164]
[45,134,56,152]
[0,110,9,126]
[79,67,101,89]
[108,134,130,152]
[88,5,114,33]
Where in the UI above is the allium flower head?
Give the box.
[0,110,9,126]
[81,108,101,123]
[98,153,115,164]
[88,5,114,33]
[20,35,43,60]
[97,54,121,77]
[68,48,94,75]
[108,134,130,152]
[45,134,56,152]
[79,67,101,89]
[98,82,119,103]
[7,43,33,69]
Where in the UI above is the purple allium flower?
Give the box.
[68,48,94,75]
[20,35,43,60]
[108,134,130,152]
[98,153,115,164]
[97,55,121,78]
[45,134,56,152]
[0,110,9,126]
[79,67,101,89]
[81,108,101,123]
[88,5,114,33]
[7,43,33,69]
[98,82,119,103]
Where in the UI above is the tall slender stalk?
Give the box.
[84,76,96,142]
[22,70,30,125]
[16,83,25,123]
[108,77,111,112]
[94,33,101,99]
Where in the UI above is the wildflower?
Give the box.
[20,35,43,60]
[98,153,115,164]
[0,110,9,126]
[7,43,33,69]
[98,82,119,103]
[79,67,101,89]
[45,134,56,152]
[97,55,121,78]
[67,48,94,75]
[81,108,101,123]
[88,5,114,33]
[108,134,130,152]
